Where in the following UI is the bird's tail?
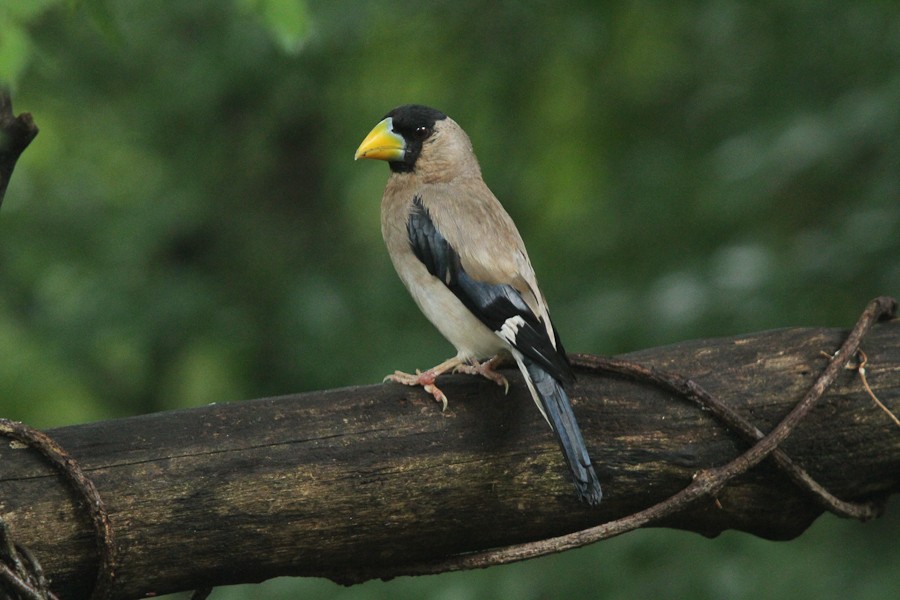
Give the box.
[516,356,603,506]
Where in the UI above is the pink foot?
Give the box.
[384,369,449,410]
[454,357,510,394]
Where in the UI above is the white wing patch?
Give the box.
[497,314,553,425]
[497,315,526,345]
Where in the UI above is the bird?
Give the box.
[354,104,602,506]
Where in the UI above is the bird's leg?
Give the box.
[453,355,510,394]
[383,356,464,411]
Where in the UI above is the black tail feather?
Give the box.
[523,358,603,506]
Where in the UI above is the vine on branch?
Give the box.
[331,296,897,584]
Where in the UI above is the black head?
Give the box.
[384,105,448,173]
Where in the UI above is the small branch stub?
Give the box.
[0,90,39,209]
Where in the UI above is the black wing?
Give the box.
[407,196,574,384]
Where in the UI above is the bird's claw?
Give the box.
[383,369,449,411]
[423,383,449,411]
[454,359,510,394]
[382,355,503,411]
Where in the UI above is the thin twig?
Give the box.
[0,522,59,600]
[16,543,53,596]
[0,522,27,585]
[0,562,48,600]
[855,350,900,427]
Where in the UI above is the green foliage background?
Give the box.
[1,1,898,598]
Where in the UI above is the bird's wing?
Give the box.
[407,191,574,385]
[408,191,603,505]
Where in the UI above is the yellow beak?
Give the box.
[354,117,406,161]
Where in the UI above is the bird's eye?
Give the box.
[413,126,430,141]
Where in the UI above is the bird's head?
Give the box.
[355,105,479,178]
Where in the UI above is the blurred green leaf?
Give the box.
[0,0,59,89]
[1,2,898,599]
[3,0,58,19]
[78,0,124,45]
[0,21,31,90]
[238,0,311,54]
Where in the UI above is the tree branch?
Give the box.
[0,314,898,599]
[0,90,38,210]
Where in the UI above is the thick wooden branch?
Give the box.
[1,320,898,599]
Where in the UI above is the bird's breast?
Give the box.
[381,187,507,361]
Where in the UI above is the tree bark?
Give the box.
[0,321,898,599]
